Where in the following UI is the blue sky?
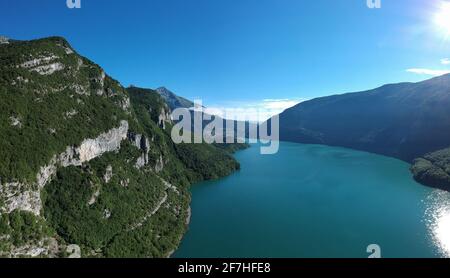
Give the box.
[1,0,450,120]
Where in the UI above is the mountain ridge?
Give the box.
[273,73,450,190]
[0,36,244,258]
[155,86,194,110]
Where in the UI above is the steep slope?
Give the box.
[0,37,243,257]
[143,86,252,152]
[127,86,244,181]
[274,75,450,190]
[276,75,450,162]
[154,86,257,144]
[155,87,194,110]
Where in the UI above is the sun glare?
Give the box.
[434,1,450,37]
[426,191,450,258]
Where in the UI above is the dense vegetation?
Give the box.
[0,37,130,183]
[41,86,245,257]
[175,143,240,180]
[0,37,247,257]
[0,211,54,256]
[42,142,189,257]
[128,86,245,183]
[411,147,450,191]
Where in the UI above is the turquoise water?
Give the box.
[174,142,450,258]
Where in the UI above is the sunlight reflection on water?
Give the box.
[425,190,450,258]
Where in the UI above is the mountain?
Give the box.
[153,86,257,143]
[155,87,194,110]
[274,75,450,190]
[0,36,244,258]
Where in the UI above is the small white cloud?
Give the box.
[406,68,450,76]
[261,99,302,111]
[441,58,450,65]
[205,98,304,122]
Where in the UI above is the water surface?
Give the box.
[175,142,450,258]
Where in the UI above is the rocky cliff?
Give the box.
[1,120,129,216]
[0,37,243,258]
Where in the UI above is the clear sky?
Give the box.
[1,0,450,120]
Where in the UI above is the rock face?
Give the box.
[77,121,128,162]
[0,121,129,215]
[31,62,64,75]
[158,107,171,129]
[155,155,165,173]
[0,186,41,215]
[0,36,245,259]
[9,237,59,258]
[9,116,22,128]
[93,71,106,96]
[20,55,65,75]
[103,165,113,183]
[127,132,150,168]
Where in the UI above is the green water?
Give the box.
[174,142,450,258]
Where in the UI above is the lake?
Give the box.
[174,142,450,258]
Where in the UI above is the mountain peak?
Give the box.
[156,87,176,96]
[155,87,194,110]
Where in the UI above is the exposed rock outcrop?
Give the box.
[158,107,171,129]
[0,186,41,215]
[155,155,165,173]
[77,121,128,162]
[127,132,150,168]
[120,97,131,112]
[94,71,106,96]
[9,116,22,128]
[120,179,130,188]
[103,165,113,183]
[0,121,129,215]
[31,63,64,75]
[8,237,59,258]
[88,188,100,206]
[20,55,65,75]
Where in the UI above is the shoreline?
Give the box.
[165,146,246,258]
[166,206,191,258]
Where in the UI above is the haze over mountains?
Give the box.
[142,74,450,190]
[159,74,450,190]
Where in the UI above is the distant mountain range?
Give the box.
[156,76,450,190]
[153,86,257,141]
[272,74,450,190]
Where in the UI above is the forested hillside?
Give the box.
[0,37,245,257]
